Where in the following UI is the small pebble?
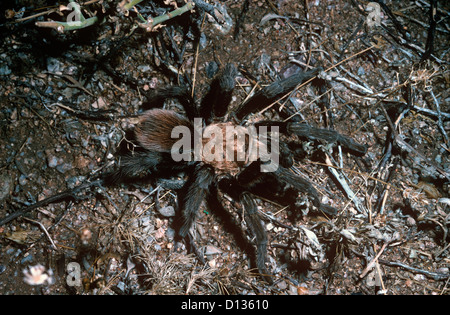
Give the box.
[413,274,425,281]
[166,227,175,240]
[406,216,416,227]
[21,253,34,264]
[0,171,13,201]
[46,57,63,73]
[205,245,222,255]
[158,206,175,217]
[116,281,126,292]
[18,174,28,185]
[0,64,12,76]
[437,267,449,274]
[56,163,73,174]
[47,156,59,168]
[208,259,216,268]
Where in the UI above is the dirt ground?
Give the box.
[0,0,449,295]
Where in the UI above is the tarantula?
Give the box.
[106,63,367,281]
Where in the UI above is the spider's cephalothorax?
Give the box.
[107,63,367,281]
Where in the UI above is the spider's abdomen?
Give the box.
[135,109,193,152]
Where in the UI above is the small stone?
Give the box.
[208,259,216,268]
[357,66,365,76]
[437,267,449,274]
[47,57,63,73]
[74,156,91,170]
[0,171,13,201]
[205,245,222,255]
[0,64,12,76]
[166,228,175,240]
[137,65,150,73]
[157,206,175,217]
[18,174,28,185]
[21,253,34,264]
[413,274,425,281]
[277,280,287,290]
[47,156,59,168]
[91,97,106,109]
[406,216,416,227]
[56,162,73,174]
[116,281,126,292]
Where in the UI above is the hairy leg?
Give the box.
[254,120,367,156]
[274,166,337,216]
[104,150,163,185]
[287,122,367,156]
[237,161,337,216]
[240,192,272,283]
[142,85,199,121]
[234,67,322,121]
[178,164,215,238]
[218,176,272,282]
[104,150,192,186]
[200,63,237,124]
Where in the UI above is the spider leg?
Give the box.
[103,150,163,185]
[254,120,367,156]
[234,67,322,121]
[287,122,367,156]
[178,164,215,238]
[200,63,237,124]
[104,150,191,185]
[274,166,337,216]
[238,161,337,216]
[142,85,199,121]
[240,192,272,283]
[218,176,272,283]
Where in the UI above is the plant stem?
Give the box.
[123,0,145,11]
[36,16,99,33]
[139,1,195,31]
[35,0,99,32]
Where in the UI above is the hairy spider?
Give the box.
[106,63,367,281]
